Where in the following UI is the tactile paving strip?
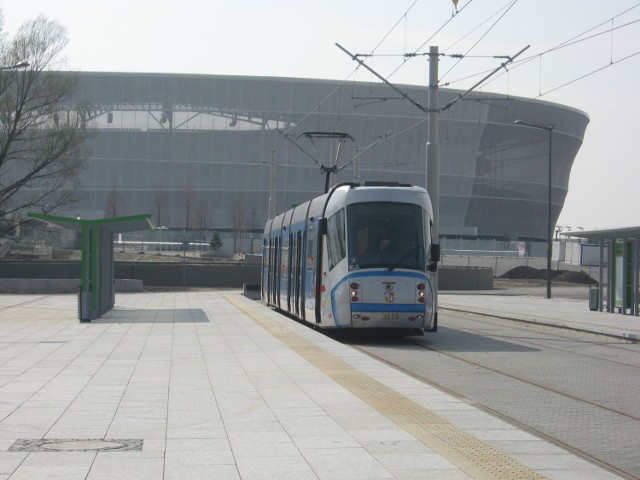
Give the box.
[226,294,546,480]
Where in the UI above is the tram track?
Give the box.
[404,337,640,423]
[351,340,635,480]
[342,312,640,480]
[443,308,640,359]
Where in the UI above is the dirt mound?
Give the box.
[500,265,540,279]
[501,266,597,284]
[553,270,598,284]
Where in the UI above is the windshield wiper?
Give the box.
[387,246,419,272]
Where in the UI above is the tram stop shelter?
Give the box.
[564,226,640,316]
[27,212,154,321]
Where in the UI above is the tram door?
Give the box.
[295,231,303,318]
[272,237,280,307]
[287,232,294,313]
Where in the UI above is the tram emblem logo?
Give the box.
[385,284,394,292]
[384,292,395,303]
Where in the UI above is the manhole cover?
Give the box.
[44,440,125,451]
[9,439,143,452]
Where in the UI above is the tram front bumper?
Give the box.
[350,304,426,329]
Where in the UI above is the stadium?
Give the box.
[64,72,588,254]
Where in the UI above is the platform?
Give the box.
[440,289,640,341]
[0,291,627,479]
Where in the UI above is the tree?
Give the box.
[209,231,222,251]
[104,185,123,218]
[231,202,247,253]
[153,189,168,227]
[0,12,90,239]
[183,182,198,230]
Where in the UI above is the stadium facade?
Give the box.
[63,72,588,250]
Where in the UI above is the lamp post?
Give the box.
[156,226,167,255]
[514,120,555,299]
[0,61,30,71]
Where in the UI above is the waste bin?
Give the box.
[589,286,599,311]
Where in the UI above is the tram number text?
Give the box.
[382,313,400,321]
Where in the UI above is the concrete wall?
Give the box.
[114,263,261,288]
[0,262,261,290]
[0,262,81,279]
[0,278,142,294]
[439,266,494,291]
[1,262,488,292]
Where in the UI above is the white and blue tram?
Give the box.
[262,182,440,334]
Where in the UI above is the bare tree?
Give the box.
[183,183,197,229]
[0,13,90,239]
[154,189,168,227]
[104,185,123,218]
[231,202,247,254]
[189,196,209,246]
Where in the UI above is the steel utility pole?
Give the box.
[514,120,555,299]
[336,41,528,323]
[427,46,440,324]
[268,148,276,219]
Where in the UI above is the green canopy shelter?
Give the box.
[28,213,154,321]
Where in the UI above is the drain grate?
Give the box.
[9,439,143,452]
[226,294,546,480]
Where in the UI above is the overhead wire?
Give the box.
[507,19,640,98]
[536,49,640,98]
[287,1,640,172]
[441,0,515,54]
[344,0,517,157]
[281,0,421,136]
[441,17,640,88]
[443,3,640,94]
[354,2,640,153]
[386,0,476,80]
[438,0,519,84]
[357,0,522,146]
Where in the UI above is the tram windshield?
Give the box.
[347,202,426,271]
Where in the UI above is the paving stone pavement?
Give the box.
[0,291,628,479]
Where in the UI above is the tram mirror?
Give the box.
[428,243,440,272]
[318,218,327,235]
[431,243,440,262]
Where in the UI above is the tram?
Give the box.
[261,182,440,334]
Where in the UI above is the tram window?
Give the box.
[347,202,425,270]
[326,209,346,270]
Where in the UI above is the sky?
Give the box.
[1,0,639,230]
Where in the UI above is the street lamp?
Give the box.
[156,226,167,255]
[514,120,556,299]
[0,61,30,71]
